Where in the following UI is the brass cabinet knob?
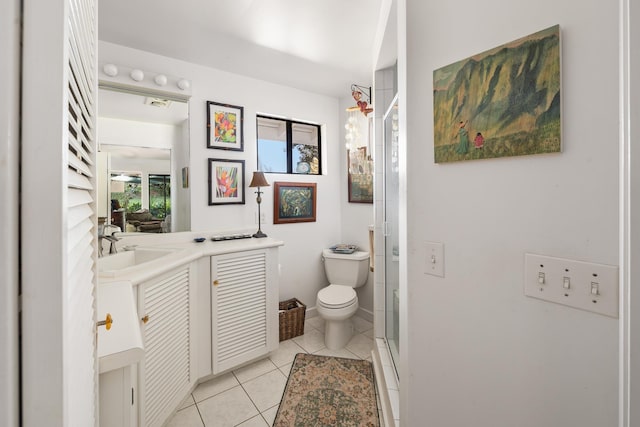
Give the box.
[213,280,219,287]
[141,314,149,324]
[96,313,113,331]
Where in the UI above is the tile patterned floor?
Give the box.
[166,316,377,427]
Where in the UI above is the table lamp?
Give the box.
[248,171,270,238]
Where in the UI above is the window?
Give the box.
[110,172,142,213]
[149,174,171,219]
[257,116,322,175]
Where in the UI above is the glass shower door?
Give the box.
[383,95,400,371]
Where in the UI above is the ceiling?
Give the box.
[98,0,384,98]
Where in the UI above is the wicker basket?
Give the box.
[278,298,306,341]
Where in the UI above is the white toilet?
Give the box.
[317,248,370,350]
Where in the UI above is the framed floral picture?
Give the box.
[208,158,245,205]
[273,182,316,224]
[207,101,244,151]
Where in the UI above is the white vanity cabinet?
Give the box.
[211,247,279,374]
[137,263,196,427]
[99,365,138,427]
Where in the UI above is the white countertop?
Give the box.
[98,236,284,285]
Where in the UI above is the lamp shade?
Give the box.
[249,171,270,188]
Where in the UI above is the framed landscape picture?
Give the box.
[207,101,244,151]
[433,25,561,163]
[208,158,245,205]
[273,182,316,224]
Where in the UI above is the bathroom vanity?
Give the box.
[97,236,282,427]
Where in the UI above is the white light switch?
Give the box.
[424,241,444,277]
[524,253,618,317]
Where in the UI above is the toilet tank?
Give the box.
[322,249,370,287]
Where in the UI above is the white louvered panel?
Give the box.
[212,251,268,372]
[67,203,92,230]
[141,267,191,427]
[65,0,97,425]
[67,187,93,207]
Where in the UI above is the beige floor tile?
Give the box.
[233,357,278,384]
[165,405,203,427]
[236,414,269,427]
[363,327,375,339]
[192,372,239,403]
[346,333,374,359]
[305,316,325,332]
[352,316,374,333]
[292,328,326,353]
[268,339,306,367]
[177,393,195,410]
[197,386,258,427]
[261,405,279,426]
[242,369,288,412]
[313,347,360,359]
[278,361,294,377]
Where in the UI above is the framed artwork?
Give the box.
[208,158,245,205]
[433,24,561,163]
[181,166,189,188]
[207,101,244,151]
[273,182,317,224]
[347,147,373,203]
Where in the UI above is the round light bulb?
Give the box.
[154,74,167,86]
[177,79,190,90]
[130,69,144,82]
[103,63,118,77]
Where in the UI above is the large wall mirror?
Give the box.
[97,87,190,233]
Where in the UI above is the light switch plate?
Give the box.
[425,241,444,277]
[524,253,618,317]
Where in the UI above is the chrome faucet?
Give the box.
[98,224,121,257]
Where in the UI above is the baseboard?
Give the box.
[305,306,318,319]
[357,307,374,322]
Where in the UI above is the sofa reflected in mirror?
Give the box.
[125,210,169,233]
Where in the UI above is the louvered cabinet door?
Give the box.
[138,265,194,427]
[211,249,278,374]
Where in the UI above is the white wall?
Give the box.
[99,41,344,309]
[339,95,375,315]
[0,0,20,425]
[404,1,619,426]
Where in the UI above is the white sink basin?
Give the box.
[98,248,179,277]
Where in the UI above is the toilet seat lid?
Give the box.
[318,285,357,308]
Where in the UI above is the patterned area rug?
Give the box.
[273,353,379,427]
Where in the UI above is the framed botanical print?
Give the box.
[206,101,244,151]
[208,158,245,205]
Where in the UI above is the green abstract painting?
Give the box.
[433,25,561,163]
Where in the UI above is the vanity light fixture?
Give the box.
[100,63,191,94]
[248,171,270,238]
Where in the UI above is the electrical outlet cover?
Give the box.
[524,253,618,318]
[425,241,444,277]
